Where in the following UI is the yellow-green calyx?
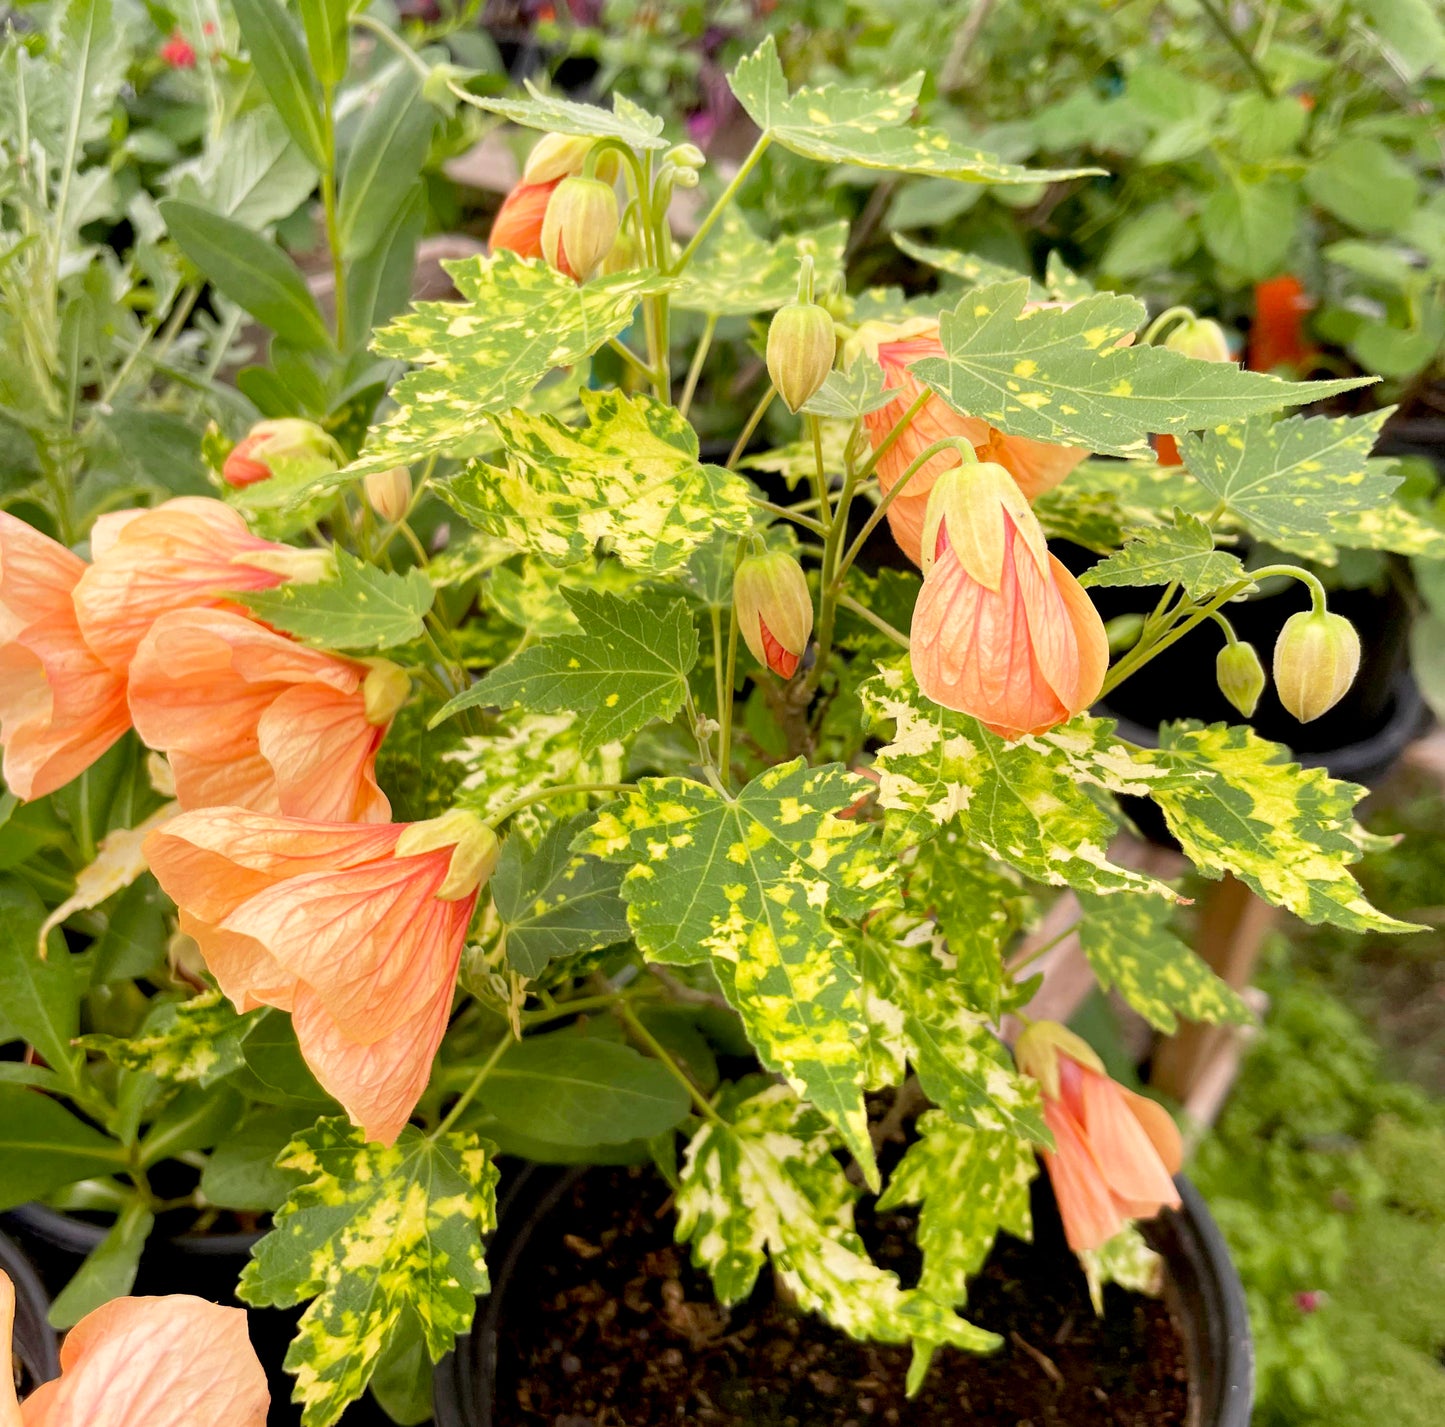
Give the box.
[1273,609,1361,723]
[1163,315,1233,364]
[542,176,620,281]
[766,301,837,413]
[239,545,336,585]
[1216,640,1266,718]
[363,466,412,524]
[522,132,596,184]
[734,550,814,678]
[919,461,1047,585]
[1014,1019,1105,1102]
[361,659,410,726]
[396,810,500,900]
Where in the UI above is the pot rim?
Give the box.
[1,1226,61,1384]
[2,1202,262,1258]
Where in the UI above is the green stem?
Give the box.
[727,385,776,470]
[709,605,727,735]
[483,782,634,827]
[617,1002,726,1126]
[671,133,773,274]
[851,387,931,488]
[717,597,739,788]
[807,415,833,530]
[1011,919,1082,976]
[1251,562,1328,612]
[1140,305,1196,346]
[1100,580,1252,696]
[679,314,717,419]
[1196,0,1276,95]
[320,87,347,351]
[352,13,434,82]
[433,1033,511,1138]
[748,496,826,537]
[837,593,910,650]
[607,335,656,383]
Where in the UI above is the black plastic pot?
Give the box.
[1,1227,59,1400]
[431,1165,1252,1427]
[0,1206,392,1426]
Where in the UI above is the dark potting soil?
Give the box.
[490,1164,1190,1427]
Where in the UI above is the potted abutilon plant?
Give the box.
[1,32,1427,1427]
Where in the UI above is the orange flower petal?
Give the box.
[489,179,561,259]
[978,428,1086,502]
[255,684,388,822]
[2,1272,22,1427]
[1040,1097,1127,1253]
[1078,1068,1182,1213]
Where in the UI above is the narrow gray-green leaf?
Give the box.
[231,0,327,168]
[337,74,437,260]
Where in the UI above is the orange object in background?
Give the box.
[1248,276,1315,374]
[1155,433,1183,466]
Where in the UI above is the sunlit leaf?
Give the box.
[1080,511,1248,600]
[78,989,256,1086]
[469,84,669,149]
[675,211,848,317]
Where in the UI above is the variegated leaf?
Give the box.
[239,1119,498,1427]
[863,663,1187,899]
[911,282,1372,458]
[675,211,849,316]
[1079,1223,1164,1315]
[351,256,669,475]
[675,1083,999,1369]
[443,390,753,573]
[1076,892,1251,1033]
[469,84,668,148]
[743,418,853,491]
[1149,722,1419,933]
[77,989,255,1087]
[729,37,1100,184]
[1079,511,1249,601]
[1180,410,1398,545]
[876,1108,1036,1304]
[891,235,1045,300]
[585,760,889,1183]
[856,913,1048,1143]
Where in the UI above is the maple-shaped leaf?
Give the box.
[434,589,697,753]
[469,84,668,148]
[443,390,753,574]
[584,760,890,1184]
[1078,1224,1163,1315]
[863,663,1186,899]
[855,913,1048,1144]
[1180,410,1399,546]
[77,989,255,1087]
[1148,722,1420,934]
[743,419,853,491]
[910,281,1372,458]
[240,1119,498,1427]
[1076,891,1251,1033]
[1318,496,1445,563]
[729,37,1100,184]
[876,1109,1036,1307]
[350,255,670,475]
[240,549,434,650]
[1080,511,1249,600]
[675,1082,999,1385]
[675,211,849,316]
[487,812,630,979]
[801,363,895,419]
[892,235,1046,300]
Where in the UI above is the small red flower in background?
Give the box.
[159,30,196,68]
[1249,276,1315,375]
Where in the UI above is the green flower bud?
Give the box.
[522,133,595,184]
[1216,640,1266,718]
[1105,613,1145,655]
[1163,316,1233,364]
[1273,609,1361,722]
[598,229,640,276]
[766,301,836,413]
[222,418,339,489]
[665,142,706,171]
[541,176,620,282]
[363,466,412,524]
[734,551,813,679]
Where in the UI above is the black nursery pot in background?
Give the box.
[2,1227,59,1401]
[432,1163,1253,1427]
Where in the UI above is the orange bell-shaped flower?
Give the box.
[1016,1021,1182,1253]
[127,608,404,822]
[0,513,130,799]
[859,318,1086,566]
[72,498,331,674]
[144,808,498,1145]
[1,1272,268,1427]
[489,177,563,260]
[910,464,1107,738]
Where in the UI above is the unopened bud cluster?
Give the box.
[734,551,813,679]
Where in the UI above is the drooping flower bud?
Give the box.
[1163,315,1233,364]
[541,176,620,282]
[522,133,597,185]
[221,418,339,489]
[1014,1019,1105,1103]
[665,142,706,172]
[396,808,501,900]
[363,466,412,524]
[1216,640,1266,718]
[734,551,813,679]
[766,301,836,413]
[362,658,411,726]
[1273,608,1361,722]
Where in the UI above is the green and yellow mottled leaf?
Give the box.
[856,913,1048,1144]
[1149,721,1420,934]
[876,1108,1036,1304]
[443,390,752,574]
[675,210,848,317]
[729,37,1100,184]
[77,989,255,1087]
[435,589,697,753]
[911,281,1372,458]
[862,663,1187,899]
[891,235,1045,300]
[800,362,895,420]
[469,84,668,148]
[239,1119,498,1427]
[487,812,630,979]
[676,1083,999,1371]
[1078,1223,1163,1315]
[1180,410,1398,546]
[743,418,852,491]
[1076,892,1251,1033]
[1080,511,1249,601]
[240,549,434,651]
[585,760,889,1184]
[351,256,669,475]
[1323,496,1445,562]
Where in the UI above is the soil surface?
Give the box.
[490,1163,1190,1426]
